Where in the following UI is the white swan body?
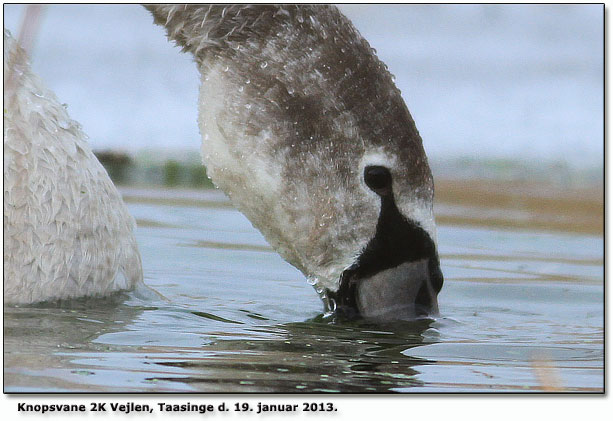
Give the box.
[146,5,443,319]
[3,30,143,305]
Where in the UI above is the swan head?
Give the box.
[146,4,443,320]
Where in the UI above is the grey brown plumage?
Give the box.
[145,5,441,319]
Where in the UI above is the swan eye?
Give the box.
[364,166,392,195]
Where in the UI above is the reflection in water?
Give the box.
[150,317,435,392]
[3,198,604,392]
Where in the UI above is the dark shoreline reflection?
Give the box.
[150,315,437,392]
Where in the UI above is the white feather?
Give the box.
[3,30,143,305]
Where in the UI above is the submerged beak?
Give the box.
[331,255,443,321]
[327,187,444,321]
[355,258,441,319]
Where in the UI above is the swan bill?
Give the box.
[328,194,443,320]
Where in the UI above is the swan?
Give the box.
[3,30,143,305]
[145,5,444,320]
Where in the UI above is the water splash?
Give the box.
[307,276,335,317]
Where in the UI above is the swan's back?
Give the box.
[3,30,143,304]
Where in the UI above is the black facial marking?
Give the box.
[328,175,443,319]
[364,166,392,195]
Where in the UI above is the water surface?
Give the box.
[4,189,603,392]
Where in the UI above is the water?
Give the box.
[4,189,603,392]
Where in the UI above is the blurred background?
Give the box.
[4,4,604,232]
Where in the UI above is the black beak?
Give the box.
[327,189,444,321]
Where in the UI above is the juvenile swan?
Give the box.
[146,5,444,320]
[3,30,143,305]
